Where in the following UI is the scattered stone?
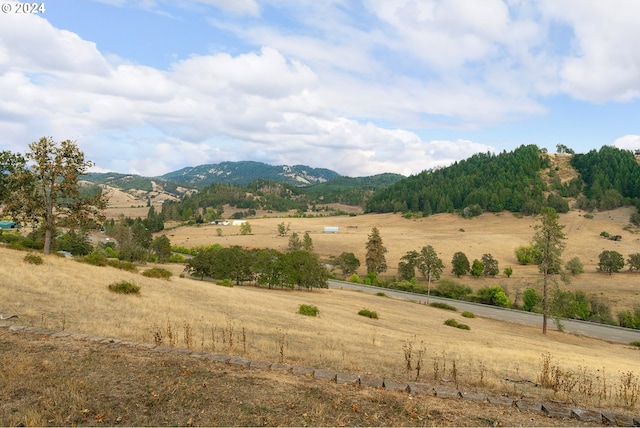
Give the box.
[70,333,90,340]
[249,360,272,370]
[434,386,461,399]
[189,352,210,360]
[384,380,409,392]
[292,366,314,377]
[270,362,292,372]
[228,356,251,367]
[50,331,72,338]
[100,338,121,345]
[486,395,514,407]
[313,369,336,381]
[207,354,231,364]
[359,376,384,388]
[407,382,435,396]
[461,391,488,402]
[541,403,572,418]
[336,372,359,384]
[601,411,635,427]
[571,408,602,423]
[169,348,193,356]
[514,400,542,413]
[9,325,28,332]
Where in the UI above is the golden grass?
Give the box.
[157,207,640,314]
[1,246,639,411]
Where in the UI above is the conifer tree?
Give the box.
[365,227,387,274]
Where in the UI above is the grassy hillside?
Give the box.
[2,245,639,415]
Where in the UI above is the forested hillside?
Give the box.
[366,145,563,215]
[571,146,640,210]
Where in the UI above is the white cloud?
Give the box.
[613,135,640,152]
[539,0,640,102]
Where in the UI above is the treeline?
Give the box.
[366,145,564,215]
[185,245,328,290]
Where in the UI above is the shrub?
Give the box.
[142,267,172,279]
[600,231,610,238]
[78,251,107,266]
[347,273,361,283]
[298,304,319,317]
[23,253,43,265]
[630,341,640,348]
[358,309,378,319]
[565,257,584,275]
[444,319,470,330]
[168,253,185,263]
[216,279,233,287]
[107,259,138,272]
[515,245,540,265]
[429,302,457,311]
[461,311,475,318]
[375,292,386,297]
[433,278,472,299]
[108,281,140,295]
[474,286,511,308]
[583,213,594,219]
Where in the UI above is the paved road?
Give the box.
[328,280,640,343]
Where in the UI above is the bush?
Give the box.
[630,341,640,348]
[78,251,107,266]
[474,286,511,308]
[347,273,361,283]
[23,253,43,265]
[461,311,475,318]
[444,318,470,330]
[298,304,319,317]
[433,278,472,299]
[108,281,140,295]
[142,267,172,279]
[216,279,233,287]
[429,302,457,311]
[515,245,540,265]
[358,309,378,319]
[375,292,387,297]
[107,259,138,272]
[168,253,185,263]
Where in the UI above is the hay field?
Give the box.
[157,207,640,314]
[1,246,639,411]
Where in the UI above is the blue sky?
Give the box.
[1,1,639,177]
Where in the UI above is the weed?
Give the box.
[630,341,640,348]
[142,267,172,279]
[430,302,457,311]
[78,251,107,266]
[276,328,287,363]
[23,253,43,265]
[298,304,319,316]
[415,340,426,381]
[107,281,140,295]
[183,322,193,350]
[358,309,378,319]
[461,311,475,318]
[403,336,414,372]
[617,371,640,408]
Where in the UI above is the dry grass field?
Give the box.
[1,241,639,420]
[158,206,640,314]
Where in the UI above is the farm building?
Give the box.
[0,221,18,230]
[323,226,339,233]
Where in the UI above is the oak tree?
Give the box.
[15,138,107,254]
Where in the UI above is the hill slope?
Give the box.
[161,161,341,187]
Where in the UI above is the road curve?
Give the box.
[328,280,640,344]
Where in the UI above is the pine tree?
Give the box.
[532,207,566,334]
[365,227,387,274]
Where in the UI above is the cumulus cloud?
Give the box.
[1,1,638,180]
[613,135,640,152]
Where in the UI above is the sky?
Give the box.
[1,0,639,178]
